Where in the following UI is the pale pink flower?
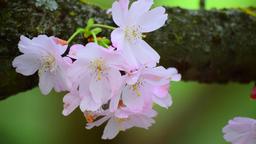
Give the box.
[111,0,168,67]
[69,43,123,112]
[12,35,70,95]
[110,66,181,112]
[86,105,157,140]
[223,117,256,144]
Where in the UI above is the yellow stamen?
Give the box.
[93,59,104,80]
[132,84,141,97]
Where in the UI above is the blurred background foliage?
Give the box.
[1,0,256,144]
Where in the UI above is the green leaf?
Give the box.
[86,18,94,29]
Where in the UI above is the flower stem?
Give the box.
[101,41,109,48]
[67,28,85,44]
[92,24,116,30]
[91,32,98,44]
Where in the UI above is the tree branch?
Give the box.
[0,0,256,100]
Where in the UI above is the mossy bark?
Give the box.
[0,0,256,99]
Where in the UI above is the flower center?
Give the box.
[124,25,142,42]
[40,55,57,73]
[90,59,105,80]
[132,82,142,97]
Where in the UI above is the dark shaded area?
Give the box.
[0,0,256,100]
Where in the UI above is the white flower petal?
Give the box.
[80,95,101,112]
[86,115,110,129]
[138,7,168,33]
[131,40,160,66]
[62,92,80,116]
[129,0,153,22]
[89,76,111,105]
[122,86,144,111]
[111,28,125,49]
[152,93,172,108]
[38,71,54,95]
[12,54,40,76]
[102,118,119,140]
[111,0,129,27]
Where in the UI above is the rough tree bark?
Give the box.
[0,0,256,100]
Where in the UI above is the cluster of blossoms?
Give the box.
[12,0,181,139]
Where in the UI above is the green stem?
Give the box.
[101,40,109,48]
[91,32,98,44]
[92,24,116,30]
[67,28,85,44]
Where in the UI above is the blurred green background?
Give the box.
[1,0,256,144]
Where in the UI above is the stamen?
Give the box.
[91,59,104,81]
[132,83,141,97]
[124,25,142,42]
[118,100,125,108]
[85,113,94,123]
[39,55,57,74]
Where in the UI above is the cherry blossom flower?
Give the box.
[223,117,256,144]
[12,35,70,95]
[68,43,124,112]
[86,104,157,140]
[111,0,168,67]
[110,66,181,112]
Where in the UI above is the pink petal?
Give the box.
[89,76,111,104]
[121,43,139,68]
[131,39,160,66]
[111,0,129,27]
[128,0,153,22]
[62,92,80,116]
[129,115,155,129]
[109,94,121,112]
[152,93,172,108]
[102,118,119,140]
[12,54,40,76]
[86,115,110,129]
[115,110,129,119]
[80,95,101,112]
[138,7,168,33]
[122,86,144,111]
[53,68,71,92]
[153,84,169,98]
[167,68,182,81]
[68,60,89,84]
[68,44,86,59]
[38,71,54,95]
[77,43,109,60]
[111,28,125,49]
[108,68,123,96]
[18,35,47,55]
